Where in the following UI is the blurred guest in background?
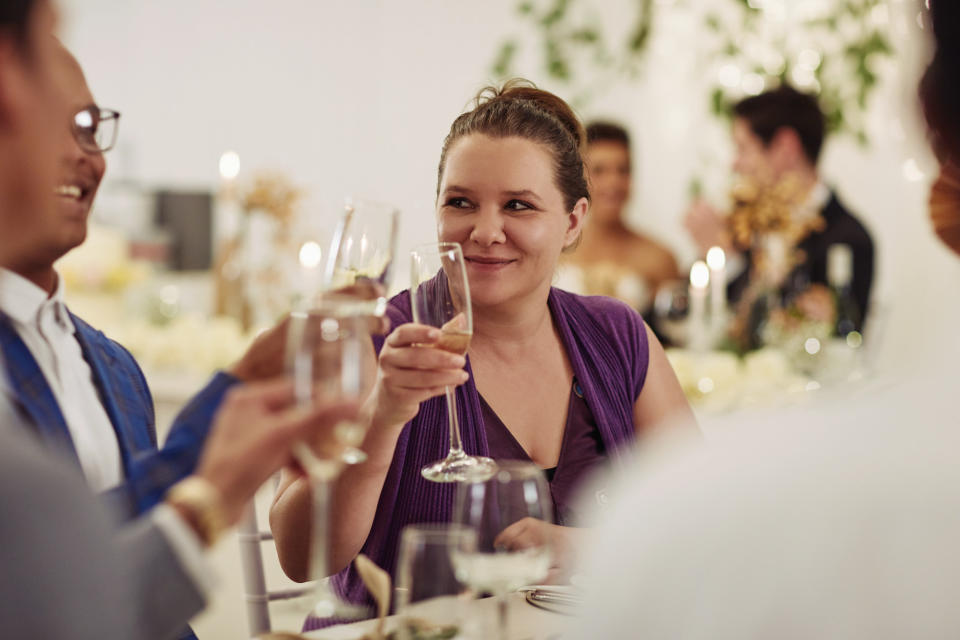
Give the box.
[576,3,960,637]
[685,86,875,329]
[558,121,679,314]
[0,2,359,639]
[270,81,695,628]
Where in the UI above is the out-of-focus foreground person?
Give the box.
[0,3,359,639]
[0,38,297,524]
[558,121,679,313]
[574,2,960,638]
[0,40,293,640]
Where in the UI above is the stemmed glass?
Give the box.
[283,197,398,624]
[451,461,554,640]
[309,197,399,464]
[285,312,375,622]
[410,242,497,483]
[394,524,477,640]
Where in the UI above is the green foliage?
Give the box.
[705,0,895,145]
[711,87,729,118]
[491,40,518,78]
[489,0,896,147]
[489,0,656,104]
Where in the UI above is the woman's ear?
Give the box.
[563,197,589,250]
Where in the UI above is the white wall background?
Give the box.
[60,0,958,371]
[59,1,958,638]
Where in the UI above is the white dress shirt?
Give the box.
[797,179,831,224]
[0,268,122,492]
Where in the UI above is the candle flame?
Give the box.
[299,241,323,269]
[219,151,240,180]
[690,261,710,289]
[706,246,726,270]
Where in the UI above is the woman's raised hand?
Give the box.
[369,323,469,430]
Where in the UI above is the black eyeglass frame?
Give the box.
[71,105,121,154]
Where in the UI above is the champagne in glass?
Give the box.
[410,242,497,483]
[285,312,374,622]
[314,197,398,465]
[318,197,400,318]
[451,461,554,640]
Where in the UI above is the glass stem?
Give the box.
[304,459,340,619]
[296,443,365,621]
[445,385,464,457]
[309,474,331,583]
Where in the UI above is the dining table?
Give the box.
[303,590,572,640]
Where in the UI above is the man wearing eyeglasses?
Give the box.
[0,40,296,640]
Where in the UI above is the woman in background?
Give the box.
[558,121,679,314]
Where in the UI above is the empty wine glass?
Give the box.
[394,524,476,640]
[318,197,400,318]
[451,461,554,640]
[410,242,497,483]
[652,278,690,346]
[286,312,375,622]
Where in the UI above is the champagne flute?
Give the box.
[318,197,400,318]
[410,242,497,483]
[286,312,375,623]
[314,197,398,464]
[451,461,554,640]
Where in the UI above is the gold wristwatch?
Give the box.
[164,476,228,547]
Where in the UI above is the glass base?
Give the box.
[341,446,367,465]
[301,580,372,622]
[421,452,498,483]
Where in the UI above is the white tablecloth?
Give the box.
[304,592,569,639]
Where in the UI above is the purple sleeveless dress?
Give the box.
[480,377,606,527]
[303,288,649,631]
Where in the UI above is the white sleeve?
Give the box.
[149,503,219,599]
[725,251,747,282]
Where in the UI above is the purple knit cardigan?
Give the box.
[312,288,649,625]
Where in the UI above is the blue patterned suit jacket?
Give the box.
[0,311,238,517]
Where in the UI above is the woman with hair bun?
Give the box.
[271,80,695,625]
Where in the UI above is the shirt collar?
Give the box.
[0,268,73,332]
[793,180,831,224]
[802,180,831,213]
[48,273,73,331]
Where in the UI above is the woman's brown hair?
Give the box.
[436,79,590,212]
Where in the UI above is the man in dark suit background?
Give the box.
[685,86,875,329]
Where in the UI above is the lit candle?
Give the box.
[215,150,242,244]
[219,150,241,185]
[298,240,324,306]
[706,246,727,324]
[689,260,710,351]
